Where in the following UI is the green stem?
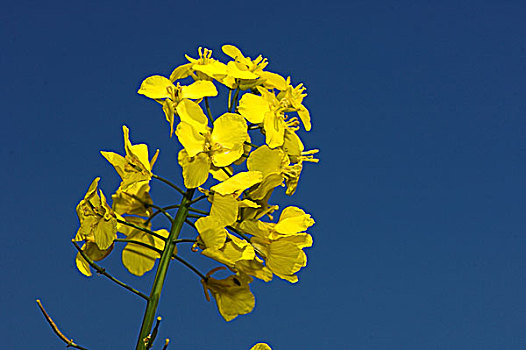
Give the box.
[231,87,241,111]
[135,189,195,350]
[204,97,213,123]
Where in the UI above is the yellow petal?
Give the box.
[169,63,193,82]
[175,122,206,158]
[137,75,174,99]
[258,70,287,90]
[123,126,152,171]
[222,44,245,61]
[210,194,238,227]
[226,61,259,80]
[181,80,218,99]
[209,165,232,182]
[195,216,227,250]
[205,273,255,321]
[247,172,283,201]
[162,100,175,137]
[122,230,160,276]
[100,151,127,179]
[193,61,228,77]
[282,129,304,162]
[75,242,113,277]
[274,206,315,235]
[211,143,245,168]
[211,113,247,149]
[263,112,286,148]
[175,99,209,134]
[238,94,269,124]
[211,171,263,196]
[178,150,211,188]
[247,146,287,176]
[250,343,272,350]
[112,181,152,217]
[298,105,311,131]
[266,240,306,283]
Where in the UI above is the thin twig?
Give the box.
[184,218,196,229]
[188,194,207,205]
[152,174,185,195]
[114,239,163,255]
[186,213,206,219]
[122,192,174,222]
[226,225,251,241]
[72,241,149,301]
[173,238,197,244]
[172,254,207,280]
[36,299,89,350]
[187,207,209,215]
[220,167,233,177]
[161,339,170,350]
[117,218,167,242]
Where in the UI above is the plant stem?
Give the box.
[204,97,213,123]
[135,189,195,350]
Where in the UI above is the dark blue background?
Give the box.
[2,1,525,349]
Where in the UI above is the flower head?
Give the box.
[202,268,255,321]
[74,177,117,250]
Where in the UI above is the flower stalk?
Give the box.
[135,189,195,350]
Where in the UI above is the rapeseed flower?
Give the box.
[176,113,248,188]
[100,125,159,190]
[138,76,217,136]
[74,177,117,250]
[202,269,255,321]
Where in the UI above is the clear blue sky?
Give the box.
[2,1,526,349]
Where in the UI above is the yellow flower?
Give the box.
[170,47,229,82]
[221,44,287,91]
[138,75,217,136]
[238,87,304,148]
[75,241,113,277]
[239,206,314,282]
[202,268,255,321]
[111,181,153,217]
[74,177,117,250]
[100,125,159,191]
[251,234,312,283]
[277,77,311,131]
[176,113,248,188]
[250,344,272,350]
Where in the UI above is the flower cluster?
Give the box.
[72,44,318,349]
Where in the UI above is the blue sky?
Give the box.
[2,1,526,349]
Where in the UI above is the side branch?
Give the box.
[72,241,149,301]
[36,299,89,350]
[152,174,185,195]
[117,219,167,242]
